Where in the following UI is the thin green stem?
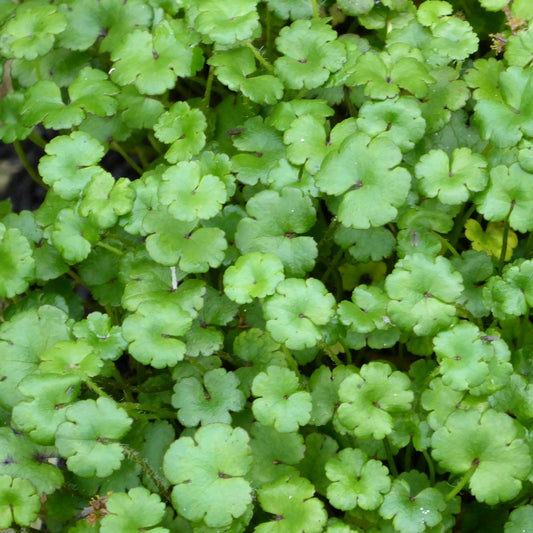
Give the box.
[121,444,172,505]
[203,65,215,110]
[321,247,344,284]
[384,437,398,478]
[84,377,112,399]
[423,449,435,485]
[430,230,461,258]
[498,207,514,274]
[96,241,124,256]
[311,0,320,18]
[28,130,47,149]
[445,463,477,502]
[243,40,274,72]
[120,402,177,419]
[449,202,476,249]
[13,141,47,189]
[148,132,164,155]
[281,345,300,374]
[110,141,143,175]
[317,216,340,251]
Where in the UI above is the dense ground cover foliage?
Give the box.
[0,0,533,531]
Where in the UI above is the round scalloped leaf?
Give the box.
[39,339,103,378]
[55,397,132,478]
[0,305,71,410]
[144,209,227,272]
[465,219,518,261]
[336,361,413,440]
[430,17,478,60]
[0,92,33,142]
[433,322,511,393]
[163,423,252,528]
[110,19,204,95]
[356,97,426,153]
[50,208,100,264]
[208,47,284,105]
[316,133,411,229]
[256,474,327,533]
[0,223,35,298]
[158,161,227,222]
[326,448,391,511]
[505,505,533,533]
[0,475,41,529]
[251,366,312,432]
[274,18,346,90]
[0,3,66,60]
[0,428,64,496]
[187,0,260,45]
[122,300,191,368]
[263,277,335,350]
[223,252,285,304]
[38,131,105,200]
[153,102,207,163]
[172,368,246,426]
[379,471,446,533]
[79,172,135,229]
[417,1,453,27]
[72,312,127,362]
[431,409,532,504]
[415,148,487,205]
[100,487,168,533]
[11,373,80,445]
[475,163,533,232]
[235,187,317,276]
[385,254,464,337]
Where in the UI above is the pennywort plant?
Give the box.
[1,0,533,531]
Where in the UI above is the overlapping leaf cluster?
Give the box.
[0,0,532,531]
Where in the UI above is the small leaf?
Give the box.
[0,475,41,529]
[251,366,312,432]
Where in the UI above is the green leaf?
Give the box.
[172,368,245,426]
[11,373,80,445]
[153,102,207,163]
[0,92,33,142]
[158,161,227,221]
[385,254,464,336]
[39,339,103,378]
[429,16,479,60]
[0,223,35,298]
[415,148,487,205]
[316,133,411,229]
[50,208,100,263]
[274,18,346,90]
[263,278,335,350]
[144,207,227,271]
[475,163,533,232]
[230,116,286,186]
[472,66,533,148]
[110,19,204,95]
[223,252,285,304]
[433,322,511,393]
[187,0,260,45]
[72,312,127,362]
[505,505,533,533]
[326,448,391,511]
[248,423,305,487]
[336,361,413,439]
[265,0,313,19]
[209,47,284,105]
[251,366,312,432]
[431,409,532,504]
[255,474,327,533]
[357,97,426,153]
[100,487,168,533]
[235,187,317,276]
[79,172,135,229]
[0,475,41,529]
[38,131,105,200]
[0,3,66,60]
[334,225,396,262]
[163,423,252,527]
[379,471,446,533]
[55,397,132,478]
[0,427,64,495]
[464,219,518,261]
[122,300,192,368]
[348,43,435,99]
[0,306,71,409]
